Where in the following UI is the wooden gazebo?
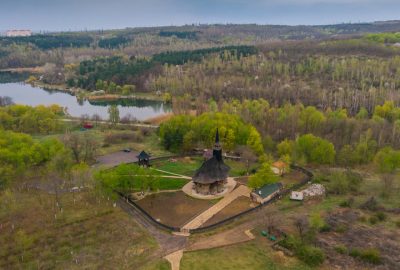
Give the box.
[137,150,150,167]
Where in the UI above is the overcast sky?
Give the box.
[1,0,399,31]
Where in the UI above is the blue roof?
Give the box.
[253,182,282,199]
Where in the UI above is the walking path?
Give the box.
[164,250,183,270]
[182,184,251,231]
[150,168,192,179]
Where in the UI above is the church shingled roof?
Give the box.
[192,128,230,184]
[192,156,230,184]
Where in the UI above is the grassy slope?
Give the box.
[181,240,312,270]
[0,189,159,269]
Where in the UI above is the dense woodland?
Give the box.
[1,22,400,69]
[1,23,400,269]
[69,46,257,90]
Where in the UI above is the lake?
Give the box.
[0,82,172,121]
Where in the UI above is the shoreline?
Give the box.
[30,82,166,102]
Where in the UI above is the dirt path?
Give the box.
[186,227,255,251]
[164,250,183,270]
[182,185,251,230]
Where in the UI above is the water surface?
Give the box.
[0,82,171,121]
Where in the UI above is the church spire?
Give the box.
[213,128,222,161]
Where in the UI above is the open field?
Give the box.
[181,239,312,270]
[135,191,216,227]
[0,189,159,269]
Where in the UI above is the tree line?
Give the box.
[0,34,94,50]
[0,104,64,134]
[68,45,257,90]
[149,42,400,115]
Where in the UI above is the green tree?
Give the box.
[108,105,120,126]
[63,131,101,163]
[296,134,335,164]
[277,139,294,158]
[299,106,326,133]
[374,147,400,173]
[354,130,377,164]
[356,107,369,119]
[337,144,358,167]
[246,126,264,156]
[374,147,400,197]
[248,161,279,189]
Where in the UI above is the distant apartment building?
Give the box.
[6,30,32,37]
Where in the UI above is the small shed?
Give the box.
[290,191,304,201]
[137,150,150,167]
[271,161,288,176]
[251,182,283,204]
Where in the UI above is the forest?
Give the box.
[2,22,400,270]
[0,34,93,50]
[70,45,257,89]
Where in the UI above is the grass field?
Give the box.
[0,189,159,269]
[152,157,203,176]
[181,240,312,270]
[152,157,258,177]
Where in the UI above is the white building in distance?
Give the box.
[6,30,32,37]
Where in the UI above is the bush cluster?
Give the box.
[280,236,325,267]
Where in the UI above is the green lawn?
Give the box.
[152,157,203,176]
[152,157,258,177]
[153,177,189,190]
[181,240,313,270]
[106,163,189,191]
[128,176,188,191]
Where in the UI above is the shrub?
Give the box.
[369,212,386,224]
[296,245,325,267]
[375,212,386,221]
[358,215,367,223]
[339,197,354,208]
[319,224,331,232]
[279,235,302,250]
[335,224,348,233]
[369,216,379,225]
[334,245,347,254]
[280,235,325,267]
[327,170,362,195]
[349,248,382,265]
